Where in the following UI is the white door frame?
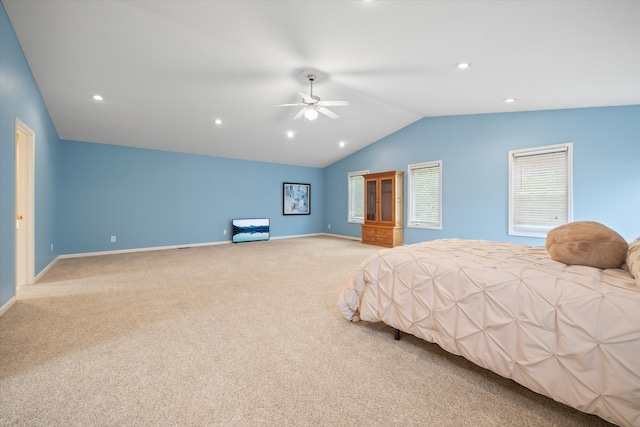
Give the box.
[15,118,35,289]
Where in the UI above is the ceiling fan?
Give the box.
[273,74,349,121]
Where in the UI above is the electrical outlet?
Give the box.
[50,243,54,252]
[111,236,116,243]
[328,224,331,229]
[223,229,227,235]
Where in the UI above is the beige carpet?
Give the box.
[0,236,612,426]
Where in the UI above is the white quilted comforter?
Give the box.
[337,239,639,427]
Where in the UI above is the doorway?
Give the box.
[15,119,35,289]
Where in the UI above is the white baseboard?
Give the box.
[273,233,363,241]
[270,233,324,240]
[35,257,59,282]
[321,232,361,241]
[58,240,232,260]
[0,296,16,317]
[47,233,358,261]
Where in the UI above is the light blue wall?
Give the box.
[0,3,59,308]
[59,140,323,254]
[324,106,640,245]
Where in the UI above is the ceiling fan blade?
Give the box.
[293,108,306,120]
[317,106,339,119]
[318,100,350,107]
[273,103,305,107]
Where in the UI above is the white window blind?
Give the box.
[408,161,442,229]
[348,170,368,223]
[509,143,572,237]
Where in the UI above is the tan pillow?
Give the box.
[627,238,640,286]
[545,221,628,269]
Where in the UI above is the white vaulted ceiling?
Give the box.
[3,1,640,167]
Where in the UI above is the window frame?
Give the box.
[347,170,369,224]
[508,142,573,238]
[407,160,442,230]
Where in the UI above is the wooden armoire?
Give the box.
[361,170,403,248]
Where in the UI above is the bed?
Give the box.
[337,238,640,427]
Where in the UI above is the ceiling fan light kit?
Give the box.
[304,107,319,121]
[274,73,349,121]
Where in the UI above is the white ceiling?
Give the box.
[4,1,640,168]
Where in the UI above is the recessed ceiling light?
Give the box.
[504,98,516,103]
[339,141,346,148]
[286,131,294,138]
[457,62,471,69]
[214,118,222,125]
[92,94,103,101]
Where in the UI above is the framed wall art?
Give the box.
[283,183,310,215]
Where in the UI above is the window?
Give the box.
[348,170,368,223]
[509,143,573,237]
[407,161,442,229]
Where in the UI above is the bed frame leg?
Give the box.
[394,329,401,340]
